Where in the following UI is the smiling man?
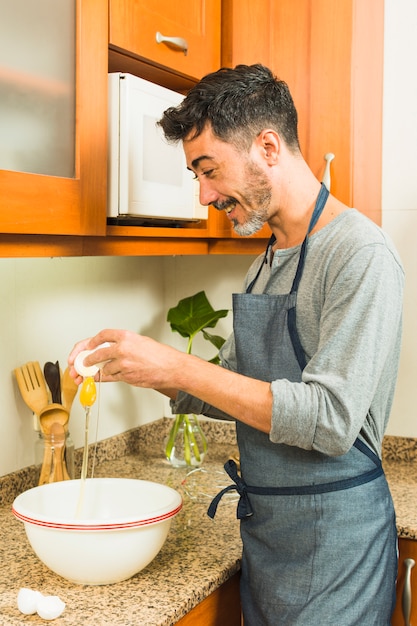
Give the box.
[69,64,404,625]
[186,125,273,236]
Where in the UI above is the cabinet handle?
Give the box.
[403,557,415,626]
[322,152,335,191]
[156,32,188,56]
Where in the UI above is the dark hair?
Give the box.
[158,64,300,152]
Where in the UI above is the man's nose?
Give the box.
[198,179,219,207]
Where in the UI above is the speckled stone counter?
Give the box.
[383,435,417,540]
[1,421,417,625]
[0,419,241,625]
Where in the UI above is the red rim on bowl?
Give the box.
[12,479,183,531]
[12,504,183,531]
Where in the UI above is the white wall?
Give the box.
[0,254,251,476]
[382,0,417,436]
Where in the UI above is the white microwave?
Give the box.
[107,73,207,225]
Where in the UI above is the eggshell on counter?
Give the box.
[37,595,66,620]
[17,588,66,620]
[17,588,43,615]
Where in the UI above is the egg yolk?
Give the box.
[80,376,97,407]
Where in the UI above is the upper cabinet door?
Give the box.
[279,0,384,224]
[0,0,108,236]
[109,0,221,81]
[222,0,384,225]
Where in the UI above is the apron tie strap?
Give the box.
[207,459,254,519]
[207,439,383,519]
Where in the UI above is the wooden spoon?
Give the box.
[38,404,70,484]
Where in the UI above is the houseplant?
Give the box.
[164,291,229,468]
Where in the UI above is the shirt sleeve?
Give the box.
[269,240,404,457]
[169,333,239,421]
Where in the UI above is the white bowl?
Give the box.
[12,478,182,585]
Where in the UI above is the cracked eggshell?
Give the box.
[74,342,111,377]
[17,588,44,615]
[74,350,100,377]
[36,595,66,620]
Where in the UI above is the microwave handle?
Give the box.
[156,31,188,55]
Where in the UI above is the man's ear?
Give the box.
[255,129,280,165]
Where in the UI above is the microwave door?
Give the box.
[107,72,207,224]
[121,74,195,221]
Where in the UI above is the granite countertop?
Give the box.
[0,420,241,625]
[383,436,417,540]
[1,420,417,625]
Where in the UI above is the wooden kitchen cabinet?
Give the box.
[1,0,383,257]
[221,0,384,225]
[0,0,108,237]
[221,0,271,70]
[109,0,221,85]
[392,538,417,626]
[107,0,267,252]
[175,572,241,626]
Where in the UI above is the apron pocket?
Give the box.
[240,493,320,608]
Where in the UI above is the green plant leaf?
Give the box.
[167,291,228,352]
[201,330,226,351]
[166,292,227,467]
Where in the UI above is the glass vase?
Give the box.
[35,429,74,484]
[165,414,208,468]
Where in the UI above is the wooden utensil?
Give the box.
[62,367,79,415]
[43,361,62,404]
[14,361,49,415]
[50,422,70,482]
[38,404,70,484]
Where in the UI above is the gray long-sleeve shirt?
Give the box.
[171,209,404,458]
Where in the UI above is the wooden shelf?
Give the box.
[109,47,197,94]
[106,222,209,238]
[0,231,269,258]
[0,234,84,258]
[83,235,209,256]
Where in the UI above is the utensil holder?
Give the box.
[35,430,74,484]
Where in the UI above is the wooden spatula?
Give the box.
[14,361,49,415]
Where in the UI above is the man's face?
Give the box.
[183,126,272,236]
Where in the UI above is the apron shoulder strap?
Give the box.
[290,184,329,294]
[246,233,276,293]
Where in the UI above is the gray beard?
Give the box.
[232,211,268,237]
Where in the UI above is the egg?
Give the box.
[17,588,65,620]
[74,342,111,377]
[74,350,100,377]
[80,376,97,407]
[37,595,66,620]
[17,588,43,615]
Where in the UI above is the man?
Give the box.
[69,65,404,625]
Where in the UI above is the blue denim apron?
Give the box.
[209,185,397,625]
